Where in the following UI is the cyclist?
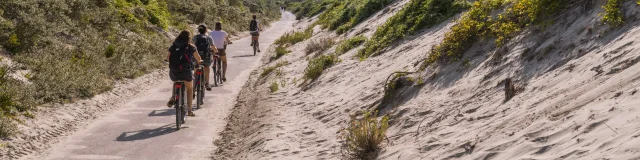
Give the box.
[166,30,202,117]
[209,22,232,82]
[249,15,262,53]
[192,24,218,91]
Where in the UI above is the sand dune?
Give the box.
[214,1,640,160]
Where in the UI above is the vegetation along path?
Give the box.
[35,12,295,160]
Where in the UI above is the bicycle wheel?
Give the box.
[213,61,219,87]
[175,84,181,130]
[253,40,257,56]
[217,59,223,85]
[196,74,204,109]
[181,87,187,124]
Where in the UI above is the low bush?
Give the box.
[358,0,471,59]
[305,37,335,55]
[336,35,366,55]
[304,54,339,80]
[342,110,389,160]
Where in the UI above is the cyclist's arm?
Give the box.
[192,51,202,63]
[166,52,170,61]
[210,44,218,54]
[225,34,231,44]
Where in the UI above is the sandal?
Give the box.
[206,83,212,91]
[187,111,196,117]
[167,97,175,108]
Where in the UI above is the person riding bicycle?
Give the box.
[249,15,263,53]
[167,30,202,117]
[192,24,218,91]
[210,22,232,82]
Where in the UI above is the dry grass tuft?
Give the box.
[342,110,389,160]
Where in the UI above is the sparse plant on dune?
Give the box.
[261,61,288,78]
[342,110,389,160]
[305,37,335,55]
[269,81,279,93]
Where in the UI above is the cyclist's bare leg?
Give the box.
[254,36,260,51]
[204,67,211,85]
[185,81,194,113]
[222,56,228,80]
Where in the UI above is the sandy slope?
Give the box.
[215,1,640,160]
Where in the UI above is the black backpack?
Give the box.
[250,20,258,31]
[169,44,192,72]
[194,34,210,57]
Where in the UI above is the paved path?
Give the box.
[43,12,296,160]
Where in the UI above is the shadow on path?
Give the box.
[148,109,174,117]
[232,55,257,58]
[115,124,177,141]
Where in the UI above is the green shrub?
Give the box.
[342,110,389,160]
[315,0,394,34]
[269,81,279,93]
[275,27,314,46]
[358,0,471,59]
[304,54,339,80]
[261,61,288,78]
[427,0,566,64]
[601,0,625,26]
[305,37,335,55]
[336,35,366,55]
[275,45,291,59]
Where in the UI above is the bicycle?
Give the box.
[193,64,205,109]
[212,54,223,87]
[173,81,187,130]
[251,31,260,56]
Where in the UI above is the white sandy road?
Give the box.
[29,12,296,160]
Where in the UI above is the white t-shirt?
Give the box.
[209,30,228,49]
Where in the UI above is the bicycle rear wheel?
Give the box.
[196,73,204,109]
[175,85,182,130]
[253,40,257,56]
[181,87,187,124]
[213,60,219,87]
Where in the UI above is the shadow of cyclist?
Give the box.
[115,124,177,141]
[148,109,175,117]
